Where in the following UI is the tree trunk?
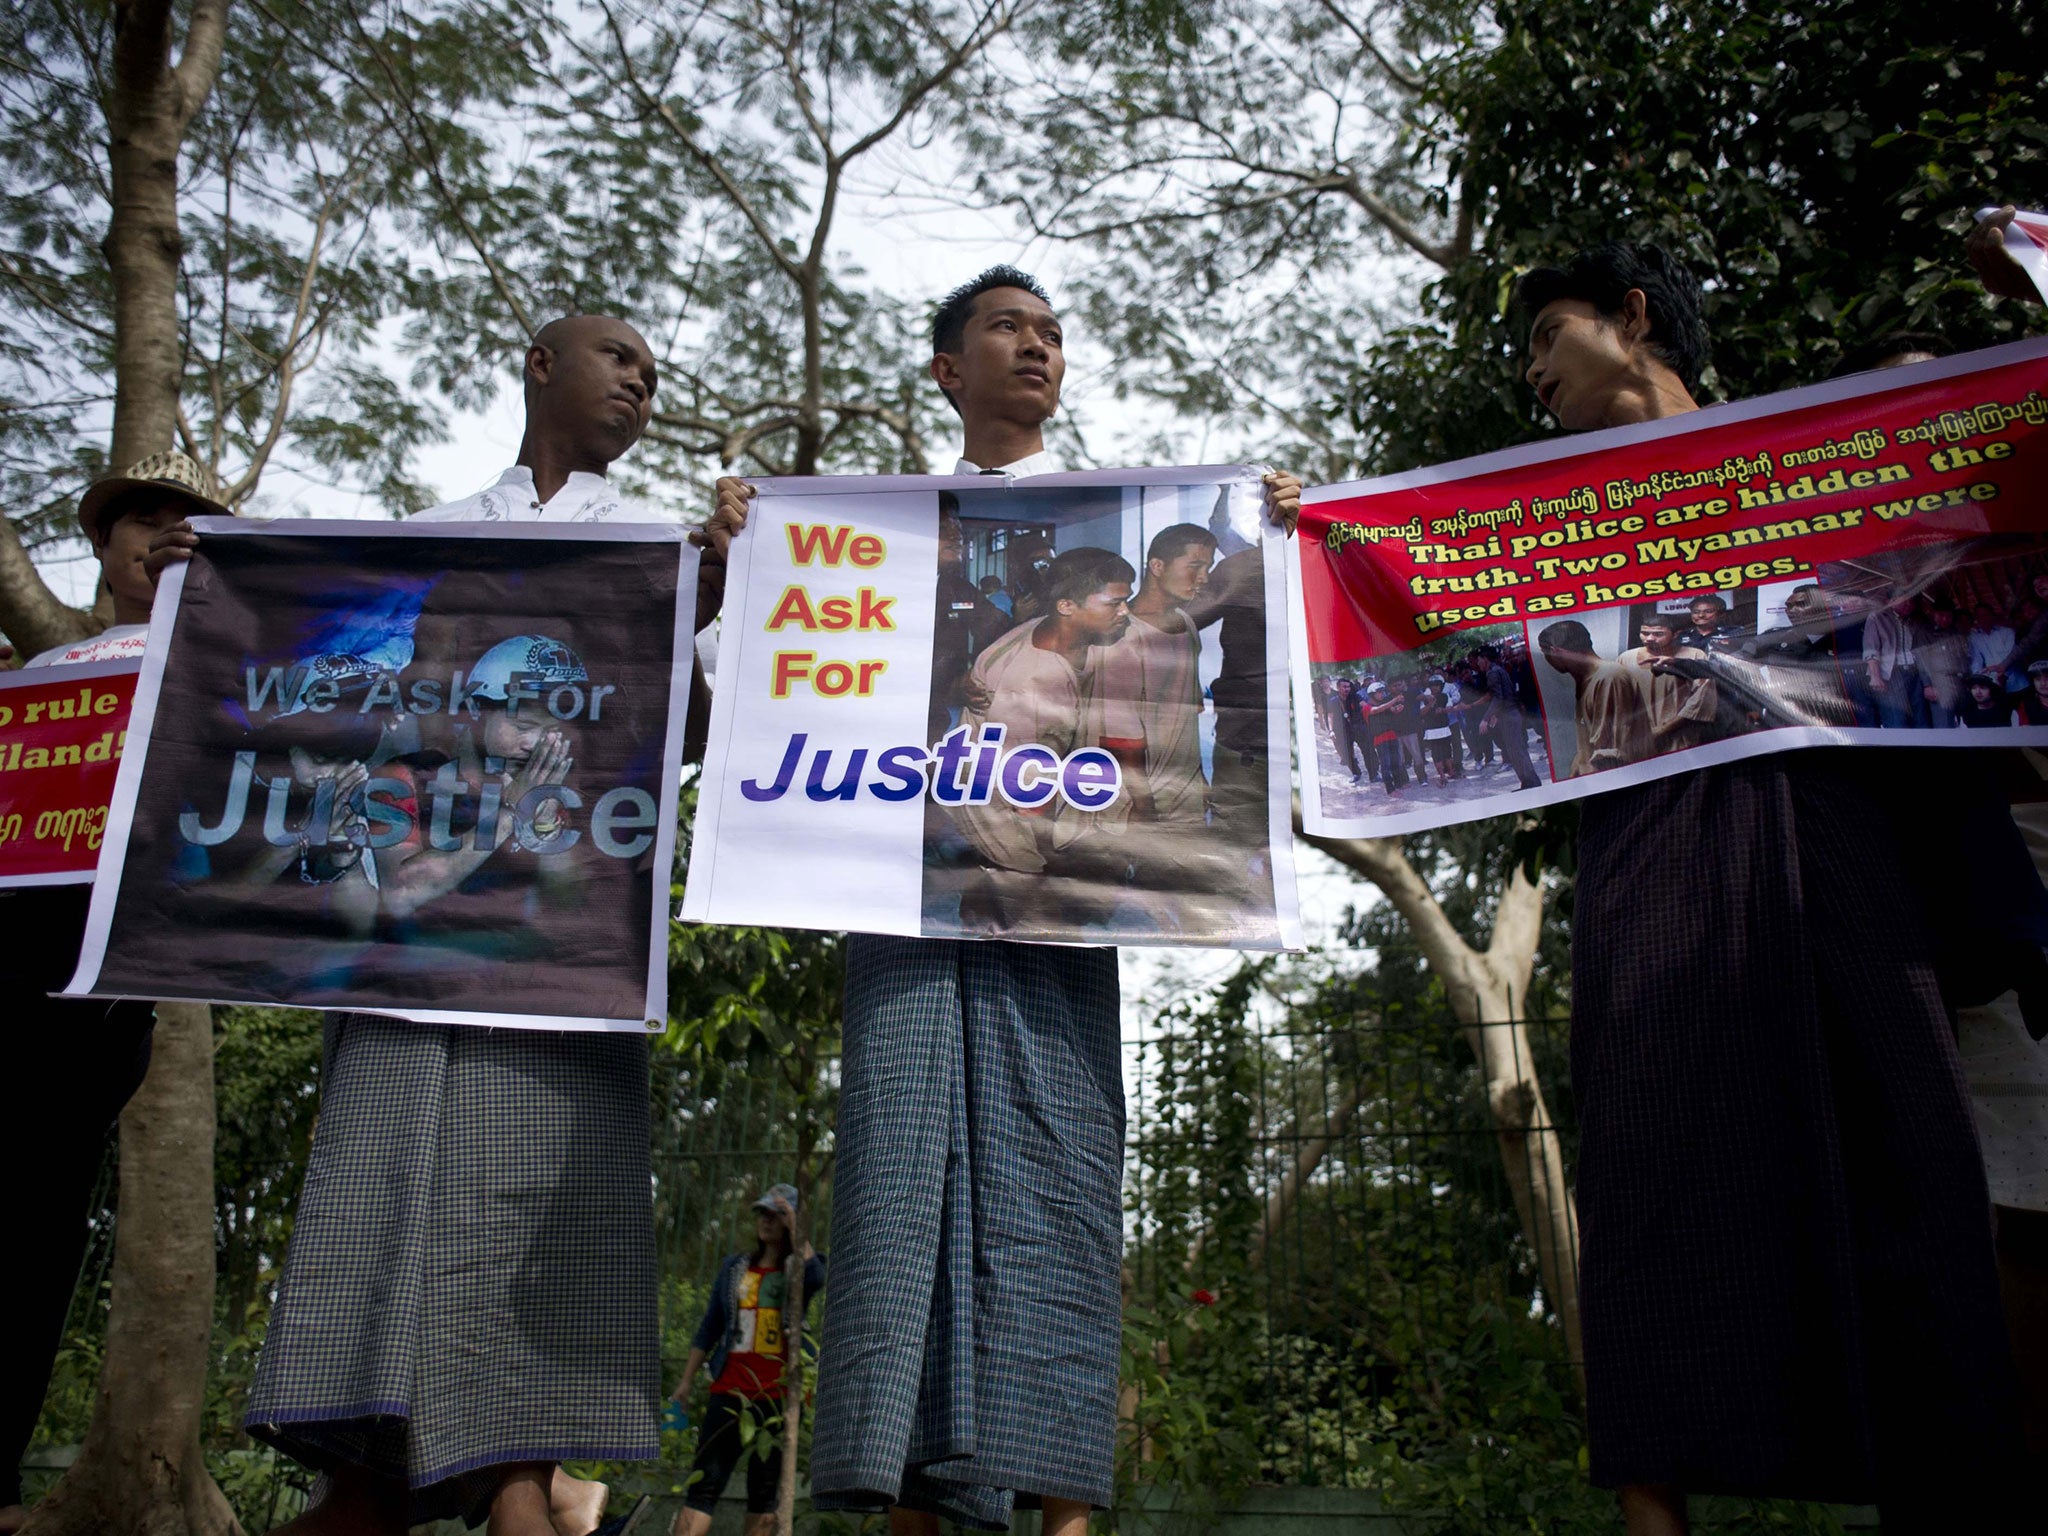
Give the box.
[775,1224,807,1536]
[1298,820,1584,1380]
[23,7,237,1529]
[0,517,92,661]
[21,1004,239,1536]
[102,0,225,468]
[791,264,825,477]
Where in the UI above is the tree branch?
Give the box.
[170,0,231,120]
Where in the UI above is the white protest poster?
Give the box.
[684,467,1303,950]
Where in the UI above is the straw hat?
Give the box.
[77,449,230,543]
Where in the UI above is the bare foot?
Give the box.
[486,1463,560,1536]
[548,1467,609,1536]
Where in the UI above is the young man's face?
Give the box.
[1525,298,1637,431]
[481,707,551,769]
[1149,540,1216,604]
[531,317,658,459]
[1689,600,1722,631]
[97,494,193,614]
[936,286,1065,427]
[1639,620,1677,652]
[1060,581,1132,645]
[1973,682,1996,704]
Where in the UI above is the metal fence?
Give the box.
[638,999,1583,1500]
[1117,1001,1581,1492]
[35,1000,1585,1526]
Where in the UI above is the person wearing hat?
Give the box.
[0,449,228,1533]
[23,448,230,668]
[669,1185,826,1536]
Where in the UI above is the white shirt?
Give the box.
[953,449,1059,479]
[26,624,149,668]
[408,465,680,524]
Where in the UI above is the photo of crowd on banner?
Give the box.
[917,477,1282,946]
[1309,531,2048,820]
[1306,621,1554,818]
[92,535,678,1020]
[1532,534,2048,780]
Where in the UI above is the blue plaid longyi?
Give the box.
[245,1015,659,1524]
[809,936,1125,1530]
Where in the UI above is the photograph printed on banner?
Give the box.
[80,529,687,1023]
[1528,535,2048,778]
[923,476,1284,946]
[1305,621,1554,819]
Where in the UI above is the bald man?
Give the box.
[167,315,718,1536]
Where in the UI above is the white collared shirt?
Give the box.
[408,465,680,524]
[953,449,1060,479]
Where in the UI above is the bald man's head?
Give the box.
[522,314,658,464]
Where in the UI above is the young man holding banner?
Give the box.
[0,451,227,1535]
[705,267,1299,1534]
[148,315,715,1536]
[1519,242,2024,1533]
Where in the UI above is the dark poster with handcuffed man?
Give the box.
[65,518,696,1031]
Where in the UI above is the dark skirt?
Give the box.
[809,936,1124,1530]
[245,1014,658,1524]
[1572,751,2023,1509]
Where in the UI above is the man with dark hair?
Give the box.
[1470,643,1542,789]
[951,546,1139,922]
[1676,593,1747,655]
[1537,620,1652,777]
[150,313,729,1536]
[792,265,1300,1536]
[1331,675,1367,780]
[1860,593,1922,729]
[1620,613,1721,752]
[1519,242,2023,1534]
[1098,523,1218,847]
[1518,241,1710,422]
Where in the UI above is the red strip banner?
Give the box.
[1293,338,2048,836]
[0,660,137,886]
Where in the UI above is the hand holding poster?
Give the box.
[1977,205,2048,304]
[0,660,135,885]
[67,518,697,1030]
[1294,339,2048,836]
[684,468,1302,948]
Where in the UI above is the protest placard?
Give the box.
[0,659,137,886]
[1293,338,2048,837]
[684,467,1302,949]
[66,519,697,1030]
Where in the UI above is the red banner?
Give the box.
[0,660,136,886]
[1293,339,2048,835]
